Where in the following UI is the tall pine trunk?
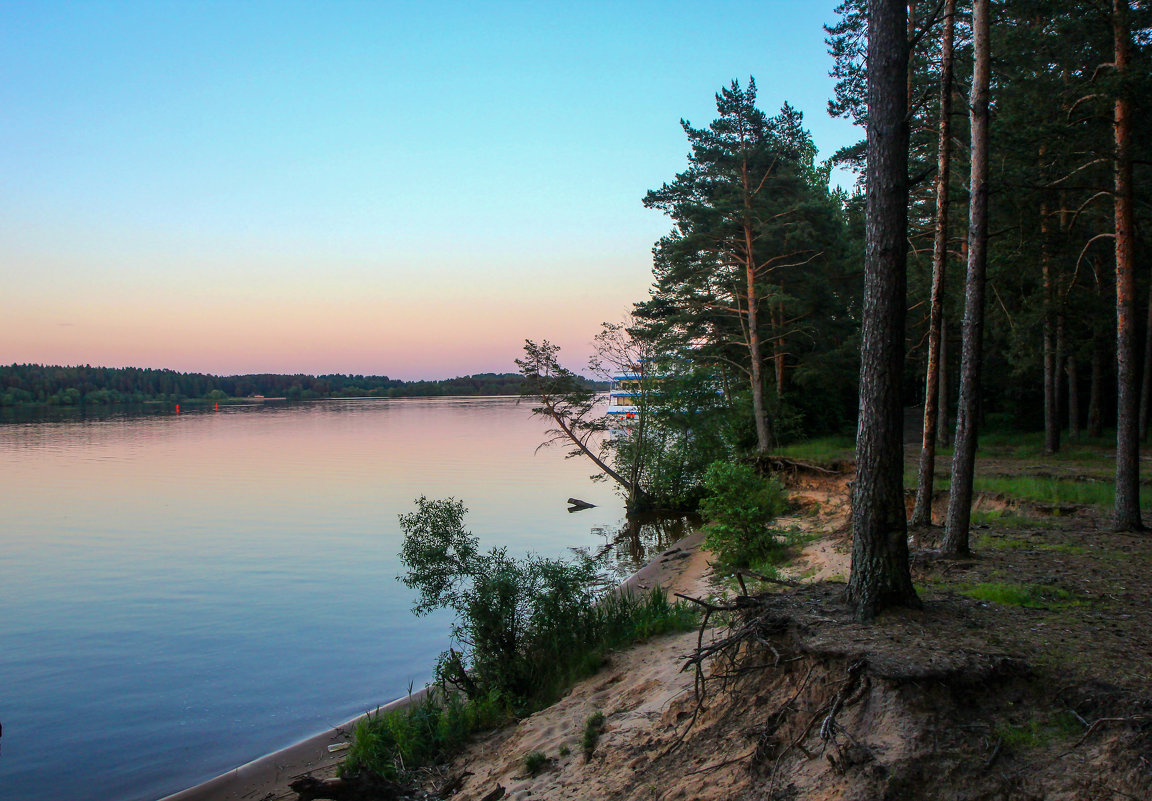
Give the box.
[938,314,951,446]
[1089,335,1104,438]
[845,0,919,620]
[942,0,991,557]
[1139,290,1152,439]
[1067,356,1080,439]
[911,0,957,528]
[1041,199,1061,453]
[745,234,771,455]
[741,152,772,455]
[1112,0,1143,531]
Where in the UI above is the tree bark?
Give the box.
[1042,198,1061,453]
[774,302,786,399]
[1089,332,1105,438]
[938,314,951,446]
[1112,0,1143,531]
[942,0,991,557]
[1139,288,1152,439]
[742,165,772,454]
[745,238,772,455]
[911,0,957,529]
[845,0,920,620]
[1057,313,1066,435]
[1067,355,1080,439]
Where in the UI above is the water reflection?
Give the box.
[0,398,635,801]
[588,512,701,582]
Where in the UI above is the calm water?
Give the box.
[0,398,684,801]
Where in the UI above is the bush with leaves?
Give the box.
[348,497,698,780]
[699,461,786,568]
[398,496,601,705]
[398,497,697,708]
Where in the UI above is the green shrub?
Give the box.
[342,690,506,780]
[397,495,698,706]
[699,461,786,568]
[582,711,605,761]
[398,496,601,704]
[523,750,548,775]
[357,497,700,782]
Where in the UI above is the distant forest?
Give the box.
[0,364,591,406]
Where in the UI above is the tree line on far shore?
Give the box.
[0,364,583,406]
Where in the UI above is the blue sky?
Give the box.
[0,0,860,379]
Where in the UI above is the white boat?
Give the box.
[605,369,644,429]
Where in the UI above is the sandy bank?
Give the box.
[159,530,710,801]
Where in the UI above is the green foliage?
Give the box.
[582,711,605,761]
[348,500,699,781]
[399,496,599,704]
[632,79,855,447]
[699,461,787,568]
[398,497,697,709]
[342,690,508,781]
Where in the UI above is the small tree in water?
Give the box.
[517,339,644,508]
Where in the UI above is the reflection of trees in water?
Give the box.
[588,513,700,581]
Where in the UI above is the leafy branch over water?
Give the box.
[342,497,697,781]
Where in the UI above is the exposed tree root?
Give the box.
[662,582,1152,801]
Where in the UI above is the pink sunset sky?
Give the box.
[1,1,857,380]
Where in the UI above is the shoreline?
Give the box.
[158,530,705,801]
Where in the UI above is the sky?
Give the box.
[0,0,860,381]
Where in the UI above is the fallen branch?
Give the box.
[737,570,801,588]
[1065,715,1151,754]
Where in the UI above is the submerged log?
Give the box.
[567,497,596,512]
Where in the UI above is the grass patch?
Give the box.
[909,472,1151,510]
[995,710,1083,750]
[582,711,606,761]
[1037,542,1091,555]
[957,581,1080,608]
[974,532,1120,560]
[774,436,856,464]
[523,750,548,776]
[977,430,1123,462]
[977,536,1034,550]
[970,509,1039,529]
[973,475,1138,509]
[344,690,508,780]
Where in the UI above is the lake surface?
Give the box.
[0,398,687,801]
